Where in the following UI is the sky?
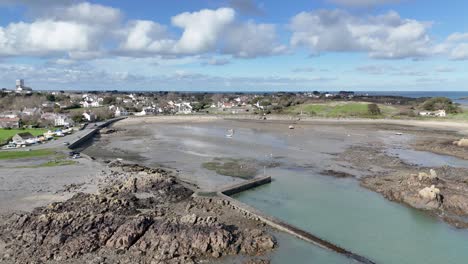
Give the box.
[0,0,467,91]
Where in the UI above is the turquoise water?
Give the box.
[234,168,468,264]
[270,232,350,264]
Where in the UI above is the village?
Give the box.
[0,79,462,149]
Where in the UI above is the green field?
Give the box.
[0,129,47,145]
[286,102,398,118]
[0,149,55,160]
[17,159,78,168]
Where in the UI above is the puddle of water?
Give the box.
[387,148,468,168]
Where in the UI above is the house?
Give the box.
[0,111,20,119]
[419,110,447,117]
[135,107,156,116]
[0,117,20,128]
[12,132,36,145]
[175,102,193,114]
[83,112,97,122]
[54,115,74,127]
[82,100,100,108]
[22,108,41,116]
[113,107,128,117]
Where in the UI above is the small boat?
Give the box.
[289,125,295,129]
[226,129,234,138]
[395,132,403,136]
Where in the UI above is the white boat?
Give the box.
[226,129,234,138]
[289,125,295,129]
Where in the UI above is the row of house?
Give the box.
[419,110,447,117]
[8,128,72,147]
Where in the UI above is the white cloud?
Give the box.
[440,32,468,60]
[119,20,174,54]
[0,2,122,57]
[222,21,287,58]
[0,20,94,56]
[450,43,468,60]
[119,8,284,58]
[50,2,122,25]
[290,10,433,59]
[172,8,235,54]
[446,32,468,42]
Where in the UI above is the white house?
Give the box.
[12,132,36,146]
[175,102,193,114]
[83,112,97,122]
[114,107,128,117]
[419,110,447,117]
[55,115,74,127]
[82,100,100,108]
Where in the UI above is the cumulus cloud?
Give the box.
[0,2,122,57]
[0,20,95,56]
[48,2,122,25]
[440,32,468,60]
[290,10,433,59]
[172,8,235,54]
[119,20,174,54]
[222,21,287,58]
[119,8,284,58]
[450,44,468,60]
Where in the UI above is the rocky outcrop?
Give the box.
[362,167,468,228]
[453,138,468,148]
[0,162,276,263]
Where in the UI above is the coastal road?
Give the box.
[1,121,108,152]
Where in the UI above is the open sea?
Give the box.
[356,91,468,106]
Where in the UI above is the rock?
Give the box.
[454,138,468,147]
[180,214,197,225]
[418,170,438,181]
[106,215,153,249]
[0,162,275,263]
[419,185,441,201]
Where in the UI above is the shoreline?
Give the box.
[119,114,468,134]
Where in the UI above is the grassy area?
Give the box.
[286,102,398,118]
[17,159,78,168]
[0,149,55,160]
[0,128,47,145]
[202,158,258,179]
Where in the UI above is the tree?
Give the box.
[368,104,381,115]
[46,94,56,102]
[102,96,116,105]
[421,97,461,114]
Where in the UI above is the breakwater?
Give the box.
[220,175,272,196]
[194,175,376,264]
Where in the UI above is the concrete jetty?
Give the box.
[196,175,376,264]
[219,175,272,196]
[68,117,126,149]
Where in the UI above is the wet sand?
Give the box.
[83,116,468,264]
[0,155,105,214]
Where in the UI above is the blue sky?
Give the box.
[0,0,467,91]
